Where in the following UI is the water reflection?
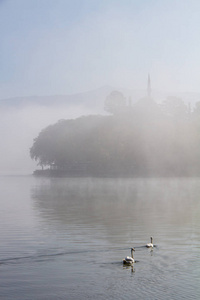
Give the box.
[123,264,135,274]
[31,177,200,246]
[1,176,200,300]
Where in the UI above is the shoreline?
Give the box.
[33,169,200,178]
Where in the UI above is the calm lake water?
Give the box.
[0,175,200,299]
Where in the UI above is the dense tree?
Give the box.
[30,97,200,177]
[161,96,188,119]
[104,91,126,114]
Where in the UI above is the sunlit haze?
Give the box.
[1,0,200,98]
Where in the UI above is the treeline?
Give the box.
[30,97,200,177]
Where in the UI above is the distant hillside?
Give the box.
[0,86,200,112]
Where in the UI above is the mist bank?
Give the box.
[0,104,97,175]
[30,97,200,177]
[2,86,200,175]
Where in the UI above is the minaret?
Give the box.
[147,74,151,99]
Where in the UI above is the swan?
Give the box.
[123,248,135,264]
[146,236,154,248]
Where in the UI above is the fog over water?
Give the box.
[1,2,200,299]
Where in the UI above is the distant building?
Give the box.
[147,73,151,99]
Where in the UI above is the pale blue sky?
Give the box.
[1,0,200,98]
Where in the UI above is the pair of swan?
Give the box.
[123,237,154,264]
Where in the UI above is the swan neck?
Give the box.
[131,249,134,258]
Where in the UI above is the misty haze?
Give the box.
[1,1,200,300]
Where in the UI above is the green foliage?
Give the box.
[30,99,200,177]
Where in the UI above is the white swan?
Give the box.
[123,248,135,264]
[146,236,154,248]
